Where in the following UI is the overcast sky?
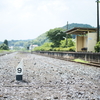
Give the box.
[0,0,99,41]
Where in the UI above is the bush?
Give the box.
[0,43,9,50]
[33,40,75,52]
[94,41,100,52]
[33,46,53,51]
[67,39,75,47]
[68,46,75,52]
[60,39,75,48]
[51,46,75,52]
[35,46,75,52]
[60,46,75,52]
[52,48,61,51]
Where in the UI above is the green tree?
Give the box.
[46,28,66,47]
[60,40,66,48]
[4,39,8,46]
[0,43,9,50]
[67,39,75,47]
[94,41,100,52]
[0,40,9,50]
[60,38,75,48]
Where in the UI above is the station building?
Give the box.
[65,27,97,52]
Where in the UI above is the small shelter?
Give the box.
[65,27,97,52]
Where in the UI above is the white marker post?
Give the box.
[16,59,23,81]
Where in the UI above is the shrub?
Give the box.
[60,46,75,52]
[33,46,53,51]
[51,46,75,52]
[68,46,75,52]
[94,41,100,52]
[0,43,9,50]
[60,39,75,48]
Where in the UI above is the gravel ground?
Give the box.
[0,52,100,100]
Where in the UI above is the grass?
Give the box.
[0,50,14,53]
[72,58,89,63]
[0,50,8,53]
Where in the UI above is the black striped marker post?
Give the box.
[16,59,23,81]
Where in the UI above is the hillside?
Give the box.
[30,23,94,46]
[30,32,49,46]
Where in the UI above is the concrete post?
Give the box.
[16,59,23,81]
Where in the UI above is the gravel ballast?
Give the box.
[0,52,100,100]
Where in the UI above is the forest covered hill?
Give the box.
[62,23,94,30]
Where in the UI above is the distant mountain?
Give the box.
[62,23,94,30]
[0,41,2,44]
[0,39,33,47]
[8,39,32,46]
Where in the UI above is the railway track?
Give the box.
[0,52,99,100]
[36,57,100,85]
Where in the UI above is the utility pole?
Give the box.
[97,0,100,42]
[67,21,68,30]
[66,21,68,47]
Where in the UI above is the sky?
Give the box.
[0,0,99,41]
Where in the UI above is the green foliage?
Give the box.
[67,39,75,47]
[33,37,75,52]
[0,40,9,50]
[66,34,72,38]
[33,39,75,52]
[72,59,89,63]
[68,46,75,51]
[30,33,49,46]
[60,39,75,48]
[51,46,75,52]
[42,42,53,47]
[34,47,52,51]
[46,28,66,47]
[0,50,13,53]
[33,42,53,51]
[60,40,66,48]
[0,43,9,50]
[4,40,8,46]
[94,41,100,52]
[14,41,24,47]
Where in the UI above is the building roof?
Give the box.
[65,27,97,35]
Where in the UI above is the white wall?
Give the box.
[87,32,97,51]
